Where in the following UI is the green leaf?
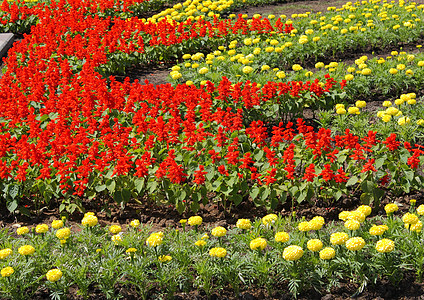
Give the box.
[374,157,385,169]
[250,188,260,200]
[232,194,243,206]
[95,185,106,192]
[122,189,131,204]
[346,176,358,187]
[8,184,19,199]
[7,200,18,213]
[360,192,371,205]
[113,191,123,204]
[106,180,116,193]
[134,178,145,193]
[261,187,270,201]
[191,201,200,213]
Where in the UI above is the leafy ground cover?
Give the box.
[1,0,424,298]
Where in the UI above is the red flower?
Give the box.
[303,163,316,182]
[218,165,229,176]
[361,159,377,173]
[382,133,400,151]
[194,165,208,185]
[319,164,334,182]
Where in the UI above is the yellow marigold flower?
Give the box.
[171,65,180,71]
[385,107,399,116]
[402,213,419,224]
[265,47,274,53]
[408,99,417,105]
[110,225,122,234]
[418,61,424,67]
[195,240,206,247]
[348,106,360,115]
[397,64,406,70]
[385,203,399,214]
[410,220,422,232]
[382,114,391,122]
[211,226,227,237]
[198,67,209,75]
[126,248,137,253]
[346,237,366,251]
[369,224,388,236]
[17,226,29,235]
[250,237,267,251]
[182,54,191,60]
[201,233,209,240]
[276,71,286,79]
[315,62,325,68]
[236,219,251,230]
[130,219,140,228]
[330,232,349,245]
[84,212,95,217]
[347,67,356,73]
[382,101,392,107]
[345,74,354,81]
[35,224,49,234]
[310,216,325,230]
[344,219,360,230]
[56,228,71,240]
[81,215,98,227]
[209,247,227,258]
[355,101,367,108]
[46,269,62,282]
[336,108,346,115]
[51,220,64,229]
[242,66,254,74]
[298,221,311,232]
[292,64,303,71]
[339,211,350,221]
[347,210,365,222]
[319,247,336,260]
[18,245,35,256]
[0,248,12,259]
[283,245,304,261]
[188,216,202,226]
[307,239,323,252]
[262,214,278,226]
[261,65,270,71]
[1,267,14,277]
[406,69,414,75]
[417,204,424,215]
[158,255,172,262]
[398,116,411,126]
[335,104,345,110]
[275,231,289,243]
[146,232,163,247]
[361,68,372,75]
[375,239,395,253]
[111,234,122,245]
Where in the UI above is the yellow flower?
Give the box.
[310,216,325,230]
[0,248,12,259]
[319,247,336,260]
[417,204,424,215]
[335,104,345,110]
[111,234,122,245]
[158,255,172,262]
[201,233,209,240]
[307,239,323,252]
[171,65,181,71]
[276,71,286,79]
[330,232,349,245]
[410,221,422,232]
[369,224,388,236]
[402,213,419,224]
[236,219,251,230]
[344,219,360,230]
[250,237,267,251]
[51,220,64,229]
[347,67,356,73]
[345,237,366,251]
[283,245,304,261]
[315,62,325,68]
[355,101,367,109]
[146,232,163,247]
[389,68,398,75]
[275,231,289,243]
[211,226,227,237]
[209,247,227,258]
[336,108,346,115]
[418,61,424,67]
[292,64,303,71]
[195,240,206,247]
[361,68,372,75]
[110,225,122,234]
[198,67,209,75]
[18,245,35,256]
[1,267,14,277]
[242,66,254,74]
[375,239,395,253]
[382,101,392,107]
[84,212,95,217]
[126,248,137,254]
[385,203,398,214]
[398,116,411,126]
[348,107,360,115]
[345,74,354,81]
[397,64,406,70]
[382,114,392,122]
[17,226,29,235]
[46,269,63,282]
[81,215,98,227]
[262,214,277,226]
[298,221,311,232]
[347,210,366,223]
[261,65,270,71]
[188,216,202,226]
[35,224,49,234]
[130,219,140,228]
[56,228,71,240]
